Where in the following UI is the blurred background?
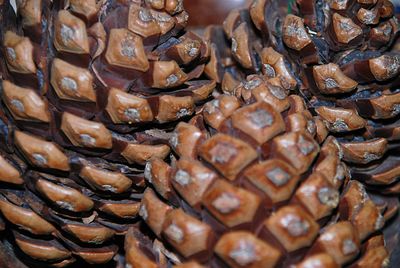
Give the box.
[185,0,249,28]
[395,0,400,13]
[185,0,400,28]
[9,0,400,27]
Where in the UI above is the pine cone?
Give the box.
[228,0,400,248]
[129,0,400,267]
[130,92,394,267]
[0,0,213,266]
[279,0,400,194]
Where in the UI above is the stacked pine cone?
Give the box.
[0,0,399,267]
[0,0,213,266]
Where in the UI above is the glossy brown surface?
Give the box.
[310,222,360,265]
[170,122,205,159]
[35,178,94,212]
[140,188,172,236]
[294,172,340,220]
[2,80,50,122]
[145,158,172,199]
[215,232,281,268]
[171,158,217,207]
[244,159,300,204]
[4,31,36,74]
[0,199,56,235]
[283,15,312,51]
[80,165,133,193]
[0,155,23,184]
[161,209,213,257]
[199,133,258,180]
[54,10,90,54]
[121,143,170,165]
[50,58,96,102]
[265,205,320,252]
[15,236,71,262]
[14,131,70,171]
[203,179,261,228]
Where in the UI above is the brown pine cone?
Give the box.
[125,0,400,267]
[279,0,400,195]
[129,87,395,267]
[276,5,400,258]
[0,0,213,267]
[205,0,400,259]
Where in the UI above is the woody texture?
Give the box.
[0,0,399,268]
[0,0,213,266]
[131,0,400,267]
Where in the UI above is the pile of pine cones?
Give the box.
[0,0,399,267]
